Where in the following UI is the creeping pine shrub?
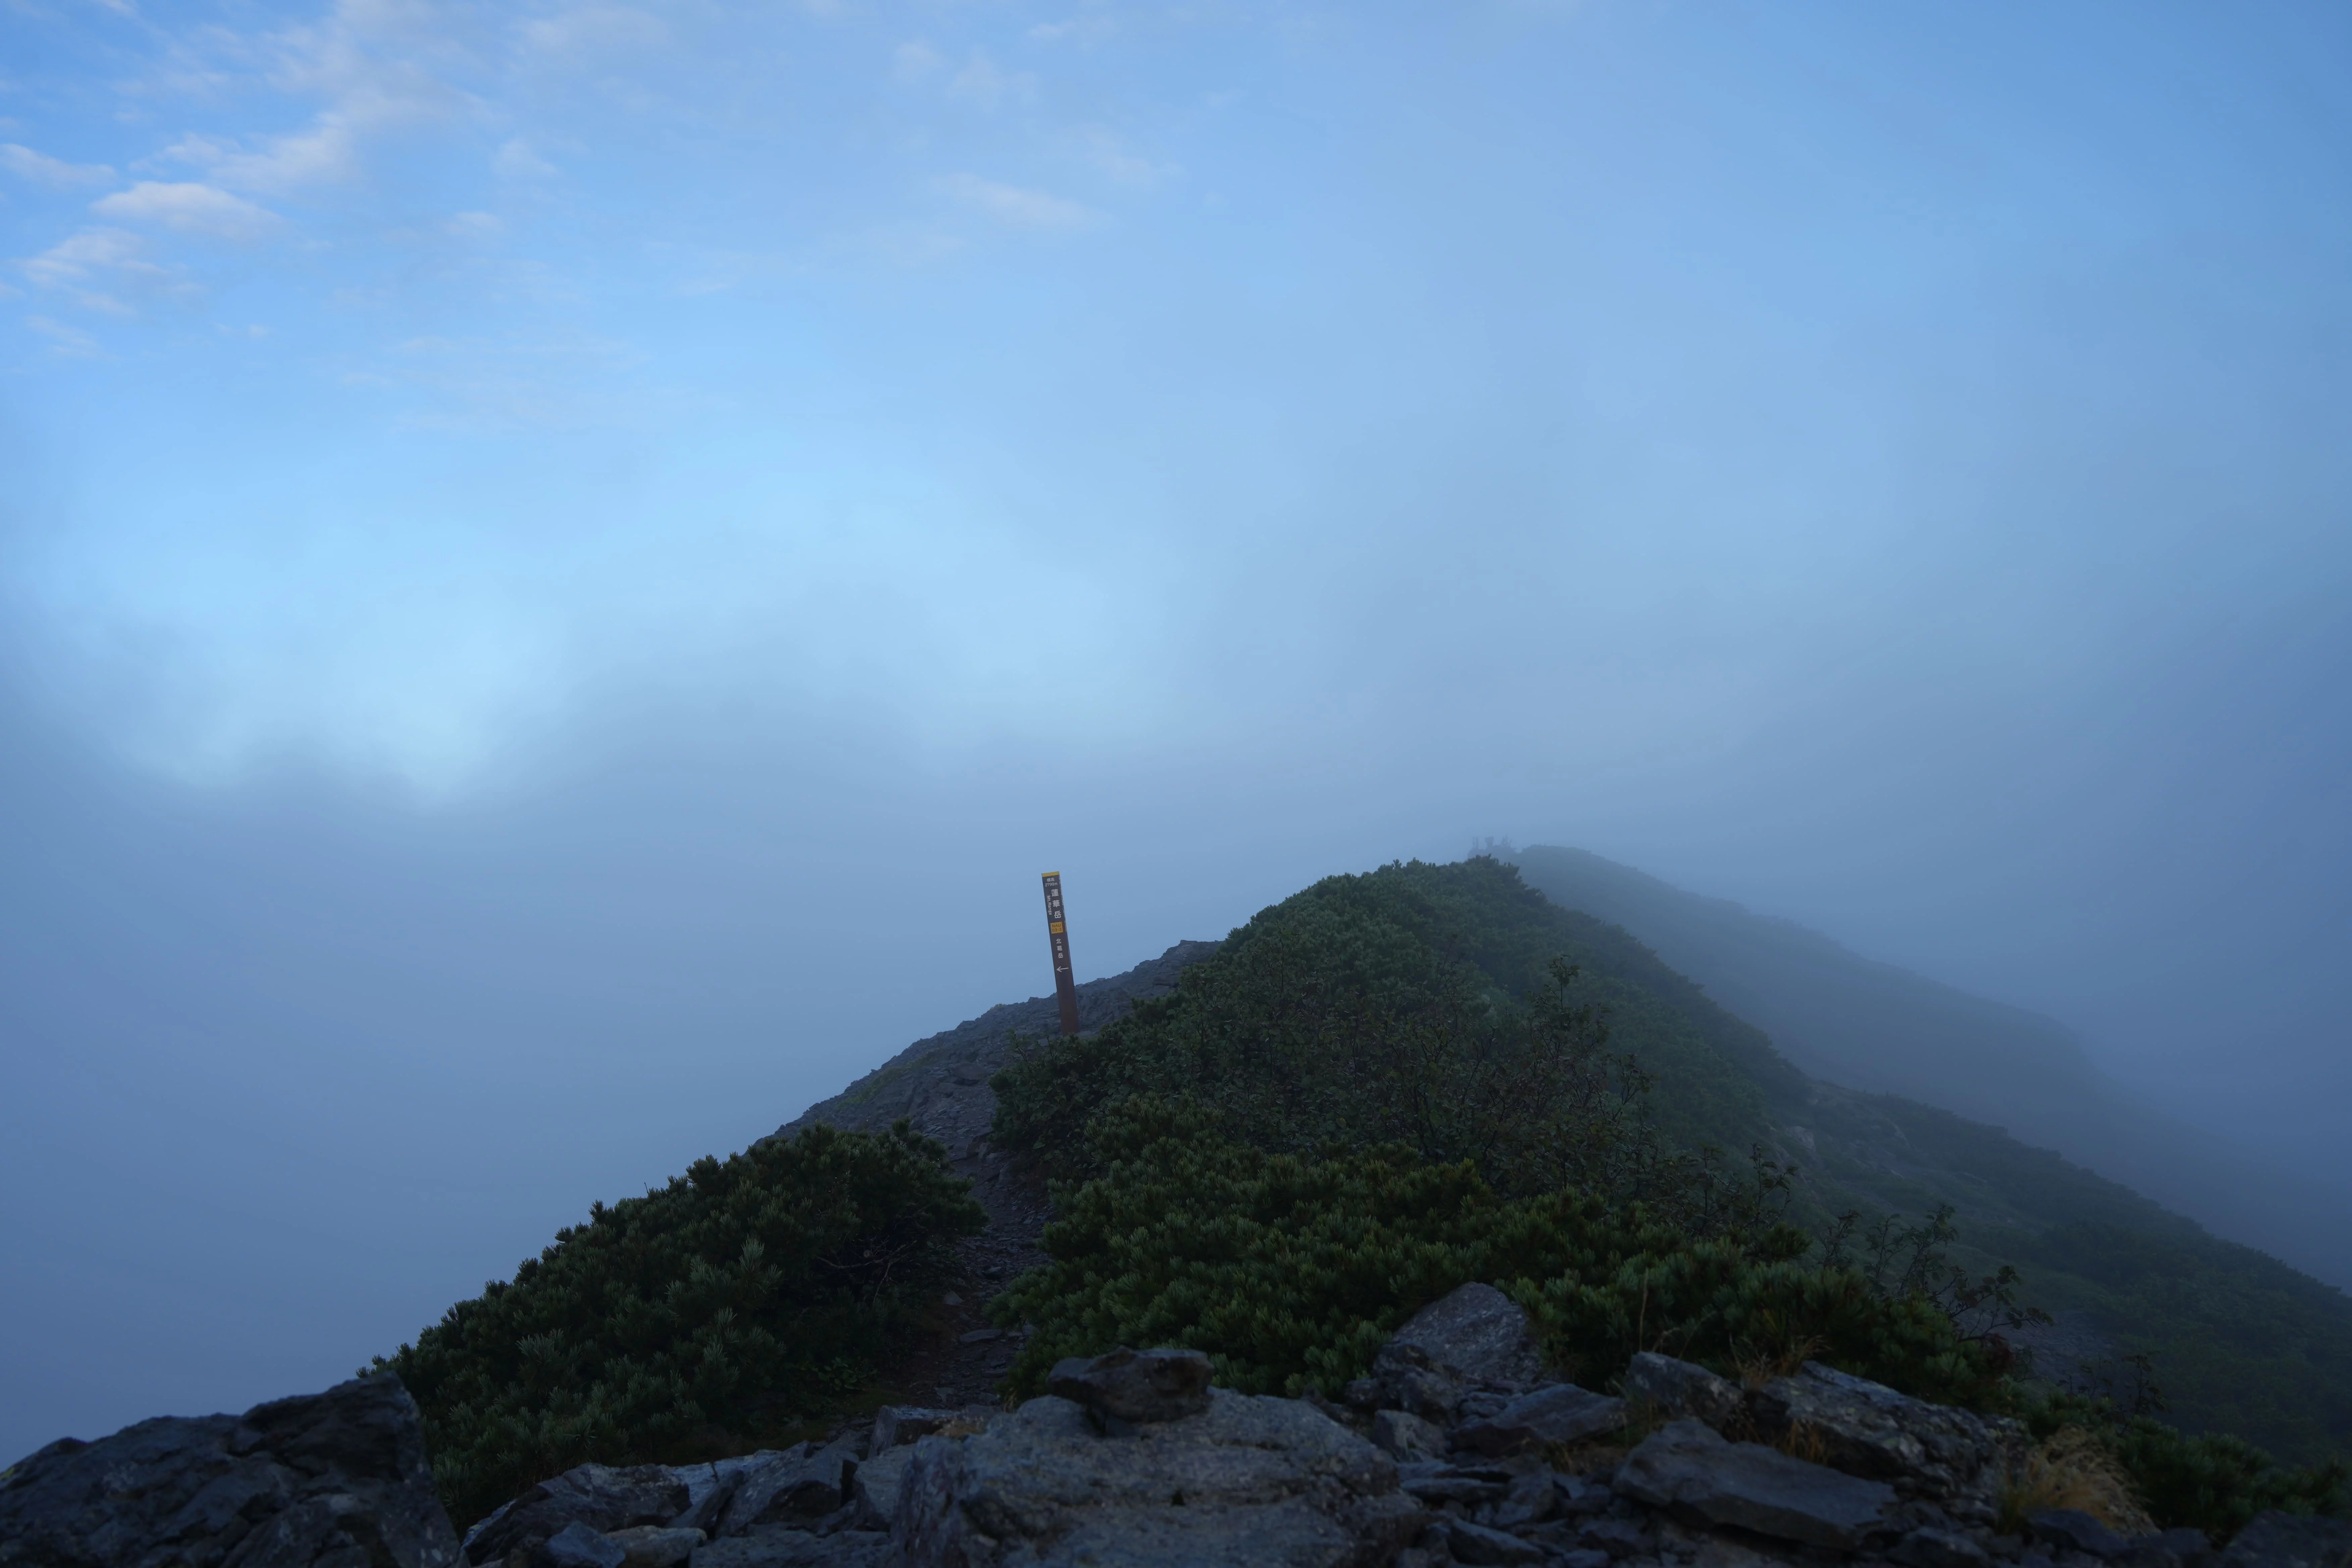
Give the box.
[2019,1382,2349,1539]
[377,1122,984,1528]
[991,1098,2016,1412]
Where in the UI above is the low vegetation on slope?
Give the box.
[378,855,2343,1537]
[376,1123,983,1528]
[988,858,2346,1535]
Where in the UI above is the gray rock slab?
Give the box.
[717,1445,858,1537]
[2032,1510,2130,1559]
[0,1373,459,1568]
[1614,1419,1895,1551]
[1748,1362,2016,1514]
[473,1465,693,1563]
[2220,1514,2352,1568]
[893,1388,1424,1567]
[1622,1354,1743,1432]
[850,1447,914,1532]
[1442,1518,1547,1565]
[1896,1526,1996,1568]
[1455,1382,1625,1457]
[1370,1409,1447,1462]
[607,1526,705,1568]
[1395,1460,1511,1506]
[1373,1284,1547,1399]
[873,1408,959,1453]
[540,1522,629,1568]
[1047,1347,1214,1424]
[668,1456,783,1538]
[691,1526,890,1568]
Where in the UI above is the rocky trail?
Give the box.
[765,939,1220,1413]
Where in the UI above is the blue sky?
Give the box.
[4,0,2351,1459]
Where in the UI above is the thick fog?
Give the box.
[4,2,2350,1463]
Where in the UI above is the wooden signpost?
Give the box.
[1041,872,1081,1037]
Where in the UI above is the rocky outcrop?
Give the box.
[1613,1419,1895,1550]
[0,1374,459,1568]
[893,1382,1423,1567]
[1746,1361,2023,1523]
[79,1284,2304,1568]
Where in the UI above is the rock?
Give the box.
[850,1447,914,1531]
[1747,1362,2017,1516]
[716,1444,858,1536]
[960,1330,1006,1345]
[893,1387,1424,1567]
[1441,1518,1548,1565]
[606,1526,705,1568]
[1484,1471,1560,1530]
[2219,1514,2352,1568]
[1454,1382,1625,1457]
[1622,1354,1744,1431]
[539,1522,630,1568]
[2031,1510,2131,1559]
[667,1457,775,1538]
[1555,1552,1611,1568]
[471,1464,694,1563]
[1395,1460,1511,1506]
[1575,1513,1650,1557]
[1046,1347,1215,1425]
[1370,1410,1448,1462]
[1370,1285,1547,1424]
[1896,1526,1996,1568]
[2122,1530,2221,1568]
[0,1372,460,1568]
[873,1408,960,1453]
[690,1525,891,1567]
[1614,1419,1896,1551]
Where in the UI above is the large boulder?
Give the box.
[893,1388,1424,1567]
[1746,1361,2020,1520]
[1366,1284,1547,1424]
[1613,1418,1896,1552]
[467,1464,692,1563]
[0,1373,460,1568]
[2219,1513,2352,1568]
[713,1443,860,1537]
[1621,1353,1743,1431]
[1046,1348,1214,1426]
[1452,1383,1624,1458]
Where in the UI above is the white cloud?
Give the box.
[0,143,118,188]
[493,138,556,179]
[1029,13,1120,47]
[445,210,501,238]
[92,180,281,240]
[18,227,197,313]
[938,173,1097,232]
[153,0,484,198]
[165,121,364,195]
[1068,127,1170,189]
[24,313,106,358]
[520,4,671,62]
[893,41,1036,109]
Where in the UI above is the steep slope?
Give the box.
[970,858,2350,1467]
[1508,844,2352,1293]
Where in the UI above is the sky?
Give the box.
[4,0,2351,1463]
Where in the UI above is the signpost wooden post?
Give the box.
[1041,872,1081,1037]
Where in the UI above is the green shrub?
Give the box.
[991,860,1774,1192]
[377,1122,984,1527]
[991,1099,2013,1412]
[2020,1386,2348,1536]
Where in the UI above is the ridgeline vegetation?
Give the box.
[381,855,2348,1539]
